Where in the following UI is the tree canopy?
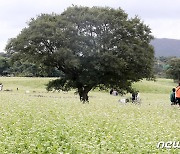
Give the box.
[6,6,154,102]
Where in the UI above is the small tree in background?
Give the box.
[6,6,154,102]
[166,58,180,82]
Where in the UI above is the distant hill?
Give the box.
[150,38,180,57]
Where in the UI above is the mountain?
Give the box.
[150,38,180,57]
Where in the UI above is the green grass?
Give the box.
[133,78,177,94]
[0,77,179,153]
[0,77,52,92]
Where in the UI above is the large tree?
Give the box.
[6,6,154,102]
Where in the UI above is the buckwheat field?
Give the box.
[0,77,179,153]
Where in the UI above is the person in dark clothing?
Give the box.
[170,88,176,105]
[132,91,138,103]
[110,89,113,95]
[132,92,136,102]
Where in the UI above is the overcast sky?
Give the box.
[0,0,180,52]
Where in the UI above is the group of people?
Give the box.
[170,83,180,106]
[110,88,140,103]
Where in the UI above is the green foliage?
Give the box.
[46,78,73,91]
[0,52,62,77]
[0,53,12,76]
[0,56,10,75]
[6,6,154,101]
[166,58,180,81]
[10,60,62,77]
[153,57,171,78]
[9,53,62,77]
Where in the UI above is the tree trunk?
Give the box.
[78,86,91,103]
[80,91,89,103]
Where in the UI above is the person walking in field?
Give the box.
[175,83,180,106]
[170,88,176,105]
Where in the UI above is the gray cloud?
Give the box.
[0,0,180,52]
[120,0,180,19]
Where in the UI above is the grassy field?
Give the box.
[0,77,179,153]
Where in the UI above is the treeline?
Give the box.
[0,52,62,77]
[154,56,180,81]
[0,52,180,81]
